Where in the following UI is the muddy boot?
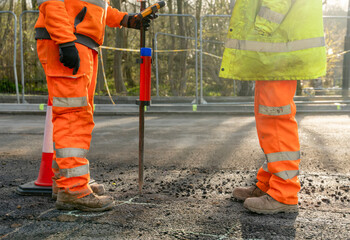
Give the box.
[232,185,266,201]
[243,195,298,214]
[52,183,105,200]
[56,192,115,212]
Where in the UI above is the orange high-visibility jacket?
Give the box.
[35,0,127,49]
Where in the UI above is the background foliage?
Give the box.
[0,0,348,98]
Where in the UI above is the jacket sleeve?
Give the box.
[254,0,292,35]
[38,0,76,45]
[106,5,128,28]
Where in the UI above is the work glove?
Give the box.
[121,14,157,31]
[59,44,80,75]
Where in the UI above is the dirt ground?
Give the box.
[0,113,349,239]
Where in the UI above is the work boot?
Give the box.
[243,195,298,214]
[232,185,266,201]
[56,192,115,212]
[52,183,105,200]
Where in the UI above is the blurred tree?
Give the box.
[111,0,127,94]
[167,0,176,95]
[0,0,15,94]
[0,0,347,98]
[31,0,37,9]
[176,0,188,96]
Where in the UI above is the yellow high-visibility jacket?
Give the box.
[219,0,327,81]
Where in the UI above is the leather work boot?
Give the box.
[244,195,298,214]
[232,185,266,201]
[56,192,115,212]
[52,183,105,200]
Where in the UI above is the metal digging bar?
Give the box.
[138,0,147,195]
[136,1,166,195]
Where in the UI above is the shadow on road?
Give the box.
[239,210,298,239]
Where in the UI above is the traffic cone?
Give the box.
[17,99,54,195]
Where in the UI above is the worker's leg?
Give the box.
[52,42,95,198]
[38,40,95,198]
[254,83,272,193]
[37,40,61,196]
[37,40,113,211]
[254,80,300,205]
[255,168,271,193]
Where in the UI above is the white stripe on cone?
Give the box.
[42,105,53,153]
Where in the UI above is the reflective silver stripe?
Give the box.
[56,148,89,159]
[274,170,299,180]
[53,97,88,108]
[82,0,107,9]
[60,164,90,178]
[225,37,325,53]
[37,0,64,6]
[262,161,269,172]
[259,104,291,116]
[52,160,59,170]
[266,151,300,163]
[258,6,285,24]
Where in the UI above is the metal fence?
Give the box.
[154,13,198,103]
[1,11,350,104]
[0,11,19,103]
[200,14,231,104]
[322,16,348,95]
[20,10,40,103]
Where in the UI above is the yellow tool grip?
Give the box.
[137,1,165,19]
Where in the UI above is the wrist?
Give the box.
[121,15,129,28]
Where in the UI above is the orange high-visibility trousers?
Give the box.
[254,80,301,205]
[37,39,98,198]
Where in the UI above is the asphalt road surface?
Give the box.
[0,113,349,239]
